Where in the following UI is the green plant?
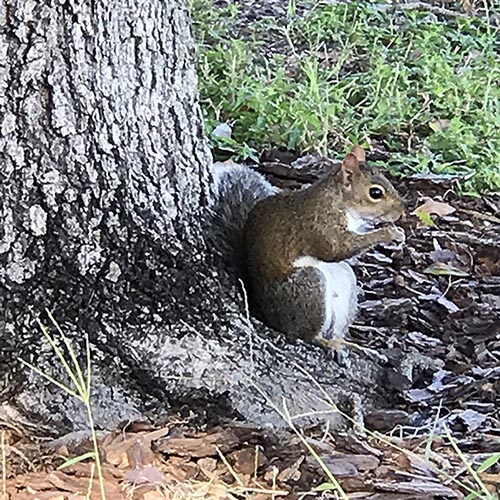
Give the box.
[444,424,499,500]
[183,317,500,499]
[210,133,260,163]
[191,1,500,193]
[19,311,107,500]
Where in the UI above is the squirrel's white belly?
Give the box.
[293,257,358,339]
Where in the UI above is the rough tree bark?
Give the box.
[0,0,388,433]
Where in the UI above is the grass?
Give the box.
[19,311,107,500]
[190,0,500,193]
[444,424,500,500]
[8,318,498,498]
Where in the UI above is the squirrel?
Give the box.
[211,145,405,345]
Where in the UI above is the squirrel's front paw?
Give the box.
[386,225,405,244]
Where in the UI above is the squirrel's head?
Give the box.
[336,145,405,228]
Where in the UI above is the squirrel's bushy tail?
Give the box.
[209,161,276,274]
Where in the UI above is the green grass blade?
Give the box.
[45,309,88,397]
[476,453,500,474]
[85,332,92,396]
[444,424,492,498]
[180,320,349,500]
[37,318,85,395]
[57,451,96,470]
[18,358,82,401]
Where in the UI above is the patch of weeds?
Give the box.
[211,126,260,162]
[191,0,500,192]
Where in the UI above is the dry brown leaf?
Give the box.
[480,472,500,490]
[163,456,199,481]
[143,491,168,500]
[48,471,93,492]
[412,198,456,218]
[229,447,266,476]
[191,480,234,499]
[156,429,239,458]
[198,457,218,478]
[14,472,55,490]
[373,479,459,496]
[26,492,65,500]
[104,427,170,467]
[126,465,166,485]
[277,457,302,483]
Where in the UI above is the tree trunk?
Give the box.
[0,0,387,433]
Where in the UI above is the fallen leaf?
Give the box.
[143,492,167,500]
[405,388,434,403]
[373,479,459,496]
[430,239,456,263]
[229,447,266,475]
[412,198,456,219]
[429,248,456,263]
[449,409,487,432]
[317,457,358,477]
[156,429,240,457]
[25,492,65,500]
[105,427,170,467]
[277,457,303,483]
[420,287,460,313]
[423,263,469,277]
[437,295,460,313]
[163,456,199,481]
[125,465,166,485]
[198,457,218,477]
[415,209,435,227]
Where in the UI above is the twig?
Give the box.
[458,208,500,225]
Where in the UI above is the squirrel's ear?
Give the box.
[341,153,360,188]
[349,144,366,163]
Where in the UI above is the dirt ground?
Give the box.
[1,152,499,499]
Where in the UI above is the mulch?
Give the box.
[1,152,499,499]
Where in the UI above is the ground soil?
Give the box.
[2,154,498,499]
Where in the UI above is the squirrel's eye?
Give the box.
[369,186,385,200]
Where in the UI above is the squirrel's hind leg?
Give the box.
[258,267,328,343]
[291,258,358,342]
[257,262,358,343]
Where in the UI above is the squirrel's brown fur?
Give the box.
[243,145,405,342]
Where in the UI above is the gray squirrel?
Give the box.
[211,145,405,345]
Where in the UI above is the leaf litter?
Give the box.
[2,150,499,499]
